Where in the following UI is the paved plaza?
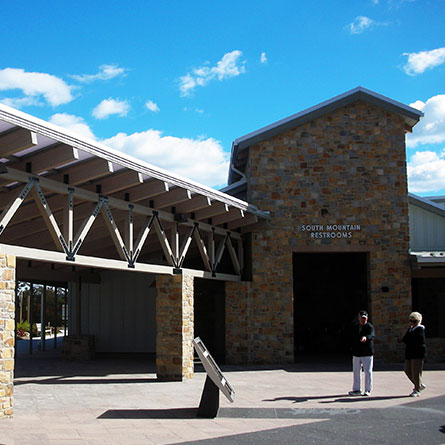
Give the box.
[1,343,444,444]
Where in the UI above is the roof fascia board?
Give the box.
[0,104,267,219]
[408,192,445,217]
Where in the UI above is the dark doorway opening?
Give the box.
[293,252,369,359]
[194,279,226,363]
[412,277,445,338]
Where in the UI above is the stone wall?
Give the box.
[228,100,412,363]
[156,273,194,380]
[0,254,15,418]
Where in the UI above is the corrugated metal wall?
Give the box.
[69,270,156,353]
[409,203,445,251]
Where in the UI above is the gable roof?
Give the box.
[227,86,423,185]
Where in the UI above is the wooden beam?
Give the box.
[112,179,169,202]
[212,208,244,226]
[154,188,192,209]
[193,226,211,272]
[84,170,144,195]
[175,195,212,214]
[17,263,101,284]
[0,167,242,239]
[48,157,114,185]
[228,213,258,230]
[100,203,128,261]
[194,202,229,221]
[0,243,174,275]
[9,144,79,173]
[30,187,65,252]
[0,128,38,157]
[226,235,241,276]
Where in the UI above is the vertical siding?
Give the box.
[73,271,156,352]
[409,204,445,251]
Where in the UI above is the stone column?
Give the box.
[225,281,250,364]
[0,254,15,418]
[156,273,194,381]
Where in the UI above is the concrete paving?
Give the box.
[1,344,444,444]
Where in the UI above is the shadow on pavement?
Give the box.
[263,394,410,404]
[98,407,199,419]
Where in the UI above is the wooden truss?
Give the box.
[0,167,244,280]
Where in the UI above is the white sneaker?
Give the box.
[419,384,426,391]
[363,391,371,396]
[410,390,420,397]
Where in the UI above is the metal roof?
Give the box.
[0,104,267,220]
[408,193,445,218]
[228,86,424,185]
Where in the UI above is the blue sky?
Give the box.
[0,0,444,195]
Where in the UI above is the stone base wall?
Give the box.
[225,281,250,364]
[226,245,294,365]
[0,255,15,418]
[61,335,96,360]
[156,273,194,381]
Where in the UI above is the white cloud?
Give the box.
[179,50,246,96]
[0,68,73,106]
[0,96,42,108]
[407,95,445,147]
[92,98,130,119]
[407,149,445,193]
[49,113,97,141]
[71,64,127,83]
[260,52,268,64]
[103,130,229,187]
[347,16,386,34]
[402,48,445,76]
[145,100,160,112]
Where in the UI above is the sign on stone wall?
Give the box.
[301,224,361,239]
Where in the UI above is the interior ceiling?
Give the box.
[0,107,266,279]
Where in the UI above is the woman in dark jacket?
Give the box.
[402,312,426,397]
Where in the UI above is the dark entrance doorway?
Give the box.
[194,278,226,363]
[293,252,369,358]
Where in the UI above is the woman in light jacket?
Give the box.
[402,312,426,397]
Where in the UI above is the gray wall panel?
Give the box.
[73,271,156,353]
[409,203,445,251]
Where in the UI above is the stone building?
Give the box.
[224,86,444,364]
[0,86,444,418]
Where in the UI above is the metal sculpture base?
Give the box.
[197,375,220,418]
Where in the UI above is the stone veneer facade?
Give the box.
[0,254,15,418]
[156,273,194,380]
[226,100,412,363]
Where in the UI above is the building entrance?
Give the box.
[293,252,369,358]
[194,278,226,363]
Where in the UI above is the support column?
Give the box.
[156,273,194,381]
[0,254,15,418]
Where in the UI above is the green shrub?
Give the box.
[16,320,30,338]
